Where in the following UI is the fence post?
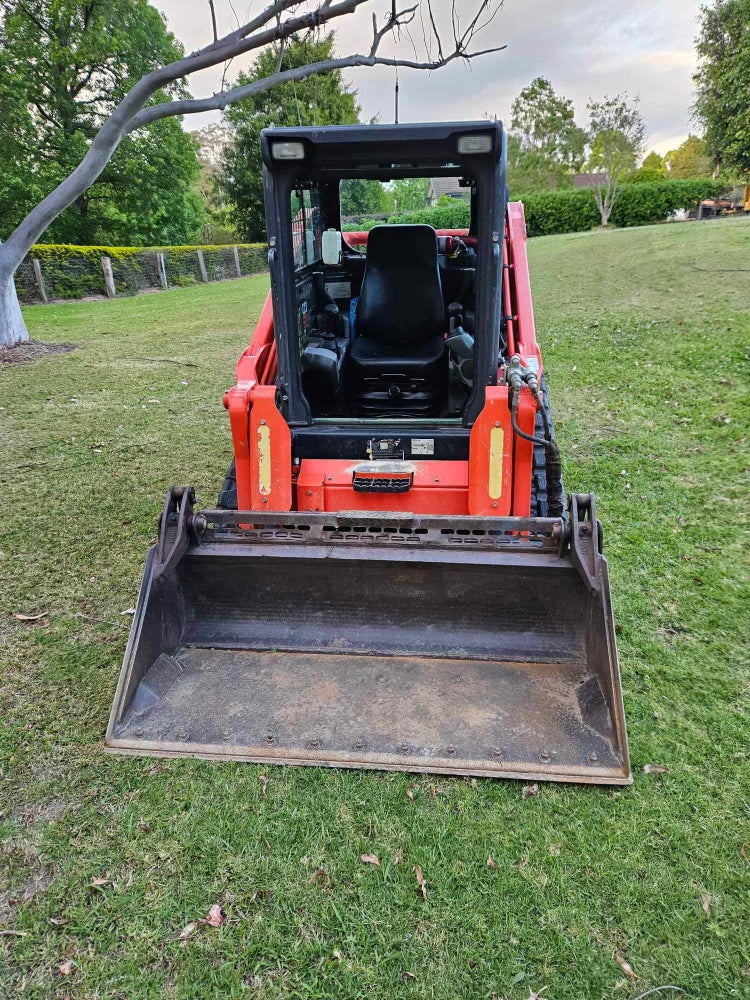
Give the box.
[233,245,242,278]
[32,258,48,304]
[101,256,116,298]
[156,252,168,289]
[196,249,208,283]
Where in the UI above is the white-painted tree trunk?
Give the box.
[0,274,29,348]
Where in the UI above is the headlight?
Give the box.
[457,134,493,155]
[271,141,305,160]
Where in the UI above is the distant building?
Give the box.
[572,172,607,189]
[427,177,470,206]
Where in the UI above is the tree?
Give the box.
[0,0,504,347]
[340,179,393,218]
[586,94,646,226]
[665,135,713,179]
[506,133,567,194]
[694,0,750,177]
[628,150,666,184]
[221,34,359,242]
[390,177,429,212]
[0,0,203,247]
[509,77,587,188]
[194,123,238,243]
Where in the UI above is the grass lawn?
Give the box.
[1,218,748,999]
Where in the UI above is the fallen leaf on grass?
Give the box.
[740,842,748,863]
[615,951,636,979]
[57,960,74,976]
[258,774,268,796]
[13,612,48,621]
[90,876,110,887]
[401,971,417,982]
[360,853,380,867]
[405,783,415,801]
[203,904,225,927]
[701,892,712,919]
[522,783,539,799]
[309,867,331,888]
[413,865,428,899]
[179,903,226,939]
[121,608,136,616]
[486,857,498,869]
[643,763,669,774]
[527,988,548,1000]
[0,930,27,937]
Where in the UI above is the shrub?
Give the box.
[609,179,723,227]
[20,241,268,303]
[381,180,726,237]
[342,218,383,232]
[521,189,600,237]
[389,201,471,229]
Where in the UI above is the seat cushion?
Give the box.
[356,225,445,346]
[349,334,445,375]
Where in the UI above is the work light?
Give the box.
[271,141,305,160]
[457,134,493,154]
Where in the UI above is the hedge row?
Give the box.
[17,242,267,303]
[364,180,726,237]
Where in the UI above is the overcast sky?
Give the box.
[156,0,705,155]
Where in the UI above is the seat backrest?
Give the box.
[356,225,445,346]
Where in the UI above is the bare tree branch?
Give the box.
[427,1,444,62]
[130,45,503,131]
[208,0,219,42]
[0,0,505,281]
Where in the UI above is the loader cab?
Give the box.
[261,121,507,434]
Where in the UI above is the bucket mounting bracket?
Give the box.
[568,492,604,594]
[155,486,201,579]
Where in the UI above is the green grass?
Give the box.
[1,218,748,999]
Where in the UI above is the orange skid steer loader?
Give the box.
[106,122,630,785]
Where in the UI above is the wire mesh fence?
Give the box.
[16,243,268,305]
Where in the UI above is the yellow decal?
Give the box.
[488,425,504,499]
[257,423,271,495]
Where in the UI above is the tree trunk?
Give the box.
[0,273,29,348]
[593,182,612,227]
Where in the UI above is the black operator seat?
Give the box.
[348,225,447,415]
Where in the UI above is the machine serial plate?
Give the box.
[325,280,352,300]
[368,438,404,460]
[411,438,435,456]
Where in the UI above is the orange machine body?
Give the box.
[223,203,541,517]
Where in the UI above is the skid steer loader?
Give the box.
[106,121,630,785]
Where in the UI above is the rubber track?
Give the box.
[530,375,564,518]
[217,459,237,510]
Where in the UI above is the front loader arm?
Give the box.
[223,292,291,511]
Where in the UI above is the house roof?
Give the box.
[573,172,607,188]
[428,176,466,198]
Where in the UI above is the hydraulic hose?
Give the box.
[510,391,556,452]
[507,356,565,517]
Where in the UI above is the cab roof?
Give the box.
[261,120,504,176]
